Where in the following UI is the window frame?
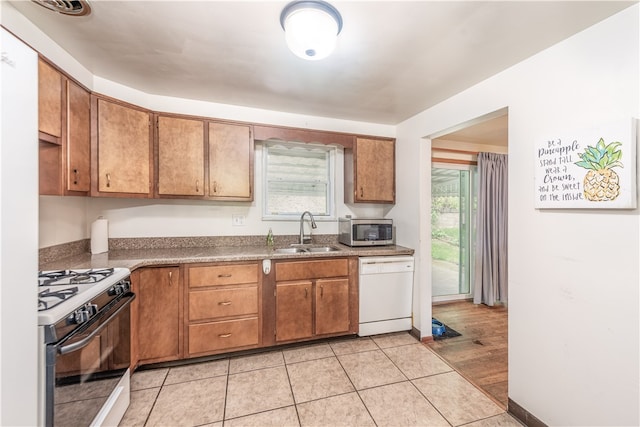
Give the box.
[262,140,336,221]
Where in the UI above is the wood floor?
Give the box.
[426,300,508,408]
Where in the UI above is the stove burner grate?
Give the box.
[38,286,79,311]
[38,268,115,286]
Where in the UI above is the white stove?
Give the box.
[38,267,134,427]
[38,268,130,326]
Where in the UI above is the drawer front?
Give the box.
[189,264,258,288]
[189,287,258,321]
[275,258,349,282]
[188,317,259,354]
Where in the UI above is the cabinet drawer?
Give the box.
[188,317,259,354]
[189,264,258,288]
[275,258,349,282]
[189,287,258,321]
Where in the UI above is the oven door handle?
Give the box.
[58,294,134,356]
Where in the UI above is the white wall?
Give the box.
[396,5,639,426]
[0,28,39,426]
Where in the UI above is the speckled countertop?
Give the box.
[39,238,414,272]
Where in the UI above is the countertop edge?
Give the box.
[39,244,415,271]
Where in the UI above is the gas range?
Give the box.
[38,267,131,328]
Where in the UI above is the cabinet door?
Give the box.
[137,267,181,363]
[157,116,205,196]
[315,278,350,335]
[38,59,62,138]
[96,98,151,195]
[276,281,313,342]
[354,138,395,203]
[66,81,90,192]
[209,122,253,200]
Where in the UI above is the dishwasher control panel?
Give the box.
[359,256,414,275]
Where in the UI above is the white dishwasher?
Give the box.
[358,256,415,336]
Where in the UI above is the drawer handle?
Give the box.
[196,179,199,193]
[219,333,232,338]
[218,301,232,306]
[168,271,173,286]
[106,173,111,188]
[218,274,232,278]
[73,169,79,185]
[304,288,308,298]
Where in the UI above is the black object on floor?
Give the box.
[433,324,462,341]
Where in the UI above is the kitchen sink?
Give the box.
[305,246,340,252]
[274,247,307,254]
[274,245,341,254]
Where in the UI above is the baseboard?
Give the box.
[508,398,548,427]
[410,326,430,342]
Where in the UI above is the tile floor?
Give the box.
[120,332,522,427]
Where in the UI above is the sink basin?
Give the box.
[274,247,307,254]
[273,246,341,254]
[305,246,340,252]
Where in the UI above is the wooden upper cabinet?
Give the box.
[65,81,91,193]
[94,98,152,196]
[209,122,253,200]
[38,59,63,139]
[157,116,205,196]
[349,137,396,204]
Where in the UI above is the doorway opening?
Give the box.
[427,108,509,408]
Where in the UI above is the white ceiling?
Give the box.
[8,0,635,125]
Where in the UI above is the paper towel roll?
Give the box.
[91,217,109,254]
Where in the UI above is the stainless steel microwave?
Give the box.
[338,218,393,246]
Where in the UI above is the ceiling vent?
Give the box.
[31,0,91,16]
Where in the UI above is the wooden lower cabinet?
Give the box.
[275,281,313,342]
[133,266,182,365]
[185,262,261,357]
[274,258,356,343]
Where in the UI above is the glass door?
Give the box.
[431,165,477,301]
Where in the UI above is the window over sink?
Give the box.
[262,141,336,220]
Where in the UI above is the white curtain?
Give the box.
[473,152,508,306]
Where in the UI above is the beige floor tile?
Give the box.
[119,388,159,427]
[359,381,450,427]
[164,359,229,385]
[413,371,504,426]
[371,331,419,349]
[130,368,168,391]
[145,376,226,427]
[229,350,284,374]
[383,343,453,379]
[329,337,378,355]
[297,392,375,427]
[465,413,524,426]
[287,357,354,403]
[224,406,300,427]
[338,350,406,390]
[283,343,334,364]
[225,366,294,419]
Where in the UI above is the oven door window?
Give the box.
[52,299,131,427]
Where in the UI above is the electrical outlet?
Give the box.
[232,214,245,226]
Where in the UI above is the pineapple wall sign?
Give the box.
[534,118,637,209]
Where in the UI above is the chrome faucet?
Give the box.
[299,211,317,244]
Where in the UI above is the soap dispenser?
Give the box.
[266,228,274,249]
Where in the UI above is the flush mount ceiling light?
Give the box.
[280,0,343,61]
[31,0,91,16]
